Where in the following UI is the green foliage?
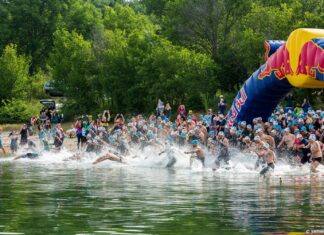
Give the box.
[0,99,42,123]
[0,44,29,102]
[0,0,323,122]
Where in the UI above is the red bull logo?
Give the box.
[258,44,293,80]
[296,39,324,81]
[227,88,247,126]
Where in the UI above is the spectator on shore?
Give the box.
[218,95,226,115]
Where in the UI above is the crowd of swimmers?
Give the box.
[0,97,324,176]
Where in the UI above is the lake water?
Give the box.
[1,151,324,235]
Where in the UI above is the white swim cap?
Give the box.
[218,131,224,136]
[296,134,303,138]
[263,142,270,149]
[309,134,316,141]
[254,136,261,141]
[255,128,262,133]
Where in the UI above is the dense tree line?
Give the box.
[0,0,323,121]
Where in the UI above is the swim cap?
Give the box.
[284,128,290,132]
[243,136,250,141]
[254,136,260,141]
[218,131,224,136]
[309,134,316,141]
[247,124,252,129]
[192,140,199,145]
[147,131,154,137]
[308,124,314,129]
[209,131,215,136]
[296,134,303,138]
[255,128,262,133]
[263,143,270,149]
[236,130,242,135]
[294,129,299,133]
[181,132,187,138]
[301,126,307,131]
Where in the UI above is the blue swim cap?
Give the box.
[181,132,187,138]
[236,130,242,135]
[165,136,173,142]
[192,140,199,145]
[292,120,298,125]
[308,124,314,129]
[294,129,299,133]
[301,126,307,131]
[199,114,203,118]
[209,131,215,135]
[172,123,177,129]
[158,125,163,129]
[109,136,116,143]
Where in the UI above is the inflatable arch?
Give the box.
[227,28,324,126]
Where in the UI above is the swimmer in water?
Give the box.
[214,131,229,168]
[92,152,122,165]
[184,139,205,167]
[306,134,323,173]
[259,143,276,177]
[14,152,39,160]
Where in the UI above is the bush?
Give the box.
[0,99,42,123]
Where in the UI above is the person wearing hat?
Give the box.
[218,95,226,115]
[277,128,295,152]
[306,134,323,173]
[215,131,230,168]
[294,134,311,164]
[259,142,276,176]
[241,136,252,151]
[184,139,205,167]
[252,135,266,169]
[256,128,275,149]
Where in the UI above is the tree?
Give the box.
[0,44,29,103]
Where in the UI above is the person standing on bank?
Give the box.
[218,95,226,115]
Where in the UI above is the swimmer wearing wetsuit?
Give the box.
[14,152,39,160]
[215,131,229,168]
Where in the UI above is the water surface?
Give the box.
[0,159,324,235]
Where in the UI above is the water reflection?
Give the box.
[0,162,324,234]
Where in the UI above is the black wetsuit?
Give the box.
[260,162,275,176]
[215,140,229,167]
[298,139,311,164]
[19,153,39,159]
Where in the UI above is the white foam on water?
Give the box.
[1,143,324,180]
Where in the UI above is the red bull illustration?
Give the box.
[296,39,324,81]
[258,44,293,80]
[227,28,324,125]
